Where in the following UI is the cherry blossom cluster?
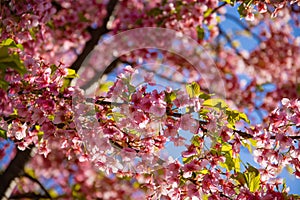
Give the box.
[210,7,300,115]
[236,0,300,21]
[1,48,298,198]
[113,0,220,42]
[1,51,78,158]
[0,54,143,198]
[1,0,300,199]
[249,98,300,180]
[0,0,106,65]
[72,66,299,198]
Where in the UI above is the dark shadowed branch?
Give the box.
[9,193,51,200]
[222,13,262,43]
[0,1,119,198]
[0,146,32,198]
[93,99,300,140]
[217,25,250,65]
[22,173,51,199]
[70,0,119,72]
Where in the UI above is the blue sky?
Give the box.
[219,4,300,194]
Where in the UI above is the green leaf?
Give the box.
[128,129,140,135]
[1,39,15,46]
[233,172,247,185]
[179,177,187,187]
[128,84,136,93]
[286,165,294,174]
[241,140,252,153]
[0,53,27,75]
[256,84,264,92]
[191,135,201,147]
[226,123,235,129]
[135,18,143,25]
[65,69,78,78]
[0,47,9,58]
[221,142,232,152]
[24,168,37,179]
[226,110,239,126]
[245,164,260,192]
[200,169,209,174]
[250,137,257,144]
[165,91,177,103]
[182,156,195,164]
[48,114,55,121]
[110,112,125,122]
[238,4,246,18]
[198,108,210,118]
[234,156,241,172]
[133,181,140,189]
[198,92,213,100]
[222,0,231,4]
[226,109,250,127]
[0,41,26,77]
[196,26,205,40]
[0,38,24,50]
[237,0,253,18]
[72,183,84,199]
[78,12,90,22]
[147,7,162,17]
[37,131,44,141]
[0,127,7,139]
[50,64,58,75]
[239,112,250,123]
[0,79,9,90]
[297,84,300,96]
[222,0,236,6]
[48,189,58,198]
[10,108,18,117]
[204,8,213,18]
[220,152,235,171]
[29,28,37,40]
[203,98,228,110]
[98,81,114,93]
[219,142,241,172]
[202,194,209,200]
[186,82,201,98]
[60,78,71,93]
[46,20,55,29]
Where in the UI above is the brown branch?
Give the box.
[140,65,188,85]
[51,1,62,12]
[223,13,262,43]
[207,2,227,17]
[23,173,51,199]
[254,106,265,121]
[80,57,188,92]
[92,99,300,140]
[217,25,250,65]
[80,58,120,90]
[70,0,119,72]
[0,146,32,198]
[9,192,50,200]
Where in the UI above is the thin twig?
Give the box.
[0,146,33,198]
[92,98,300,140]
[9,192,50,200]
[206,2,227,18]
[223,13,262,43]
[23,173,52,199]
[217,25,250,65]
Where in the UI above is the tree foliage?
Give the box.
[0,0,300,199]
